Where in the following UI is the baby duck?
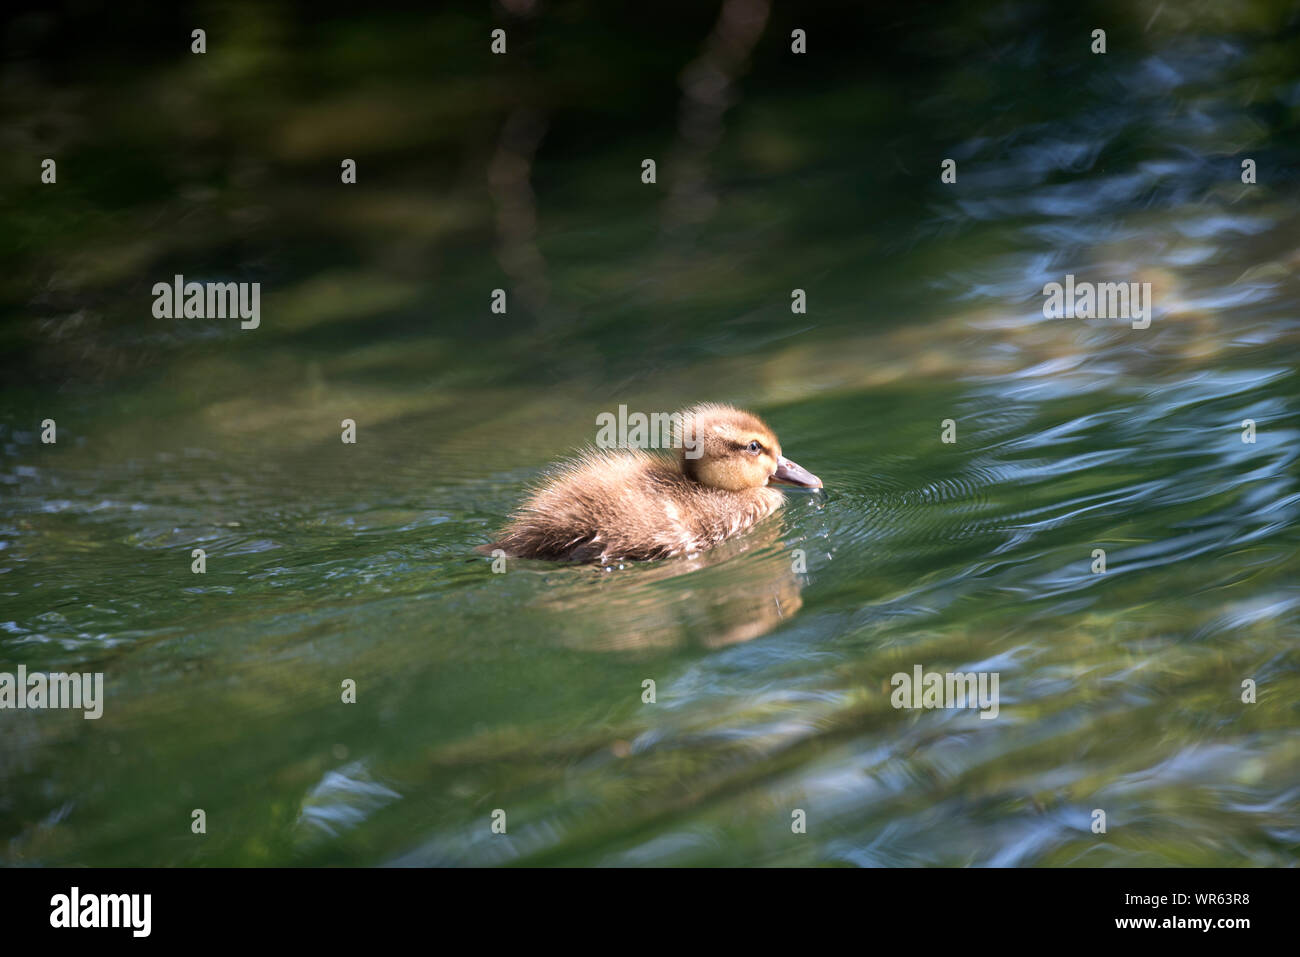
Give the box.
[488,403,822,563]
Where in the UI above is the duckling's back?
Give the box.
[489,448,782,563]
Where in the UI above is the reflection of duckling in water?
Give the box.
[550,520,812,652]
[487,403,822,564]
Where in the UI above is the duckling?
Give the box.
[487,403,822,563]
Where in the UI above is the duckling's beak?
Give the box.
[771,455,823,489]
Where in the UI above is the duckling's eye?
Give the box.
[746,441,762,454]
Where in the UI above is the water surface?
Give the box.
[2,0,1298,866]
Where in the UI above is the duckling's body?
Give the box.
[488,404,821,564]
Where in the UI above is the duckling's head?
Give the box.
[676,403,823,492]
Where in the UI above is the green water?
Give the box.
[2,1,1299,866]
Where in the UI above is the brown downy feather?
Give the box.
[486,404,820,564]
